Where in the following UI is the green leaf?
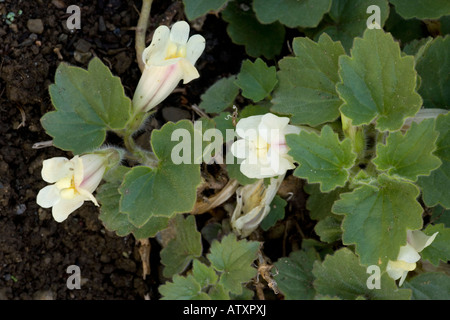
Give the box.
[373,119,441,181]
[333,174,423,267]
[253,0,331,28]
[318,0,390,51]
[207,233,259,295]
[239,104,271,118]
[97,166,170,239]
[304,183,348,220]
[420,223,450,266]
[312,248,411,300]
[274,249,318,299]
[271,33,345,126]
[183,0,228,20]
[208,284,230,300]
[337,29,422,131]
[222,0,285,59]
[199,76,239,114]
[415,36,450,110]
[119,120,202,227]
[384,6,428,45]
[260,195,287,231]
[314,215,343,243]
[159,275,210,300]
[192,259,219,288]
[418,113,450,208]
[287,125,357,192]
[403,273,450,300]
[389,0,450,20]
[41,58,131,154]
[431,205,450,228]
[234,58,277,102]
[160,215,203,278]
[226,162,258,185]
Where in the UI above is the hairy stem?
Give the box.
[136,0,153,72]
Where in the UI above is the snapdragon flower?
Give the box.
[36,154,108,222]
[386,229,438,286]
[230,113,301,179]
[231,174,285,237]
[132,21,206,113]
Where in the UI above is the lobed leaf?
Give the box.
[418,113,450,208]
[253,0,331,28]
[287,125,357,192]
[420,223,450,266]
[274,249,318,299]
[119,121,202,227]
[222,0,285,59]
[271,34,345,126]
[312,248,411,300]
[318,0,389,51]
[207,233,259,295]
[403,273,450,300]
[333,174,423,267]
[160,215,203,278]
[337,29,422,131]
[373,118,441,181]
[42,58,131,154]
[415,36,450,110]
[389,0,450,20]
[234,58,277,102]
[199,76,239,114]
[183,0,228,20]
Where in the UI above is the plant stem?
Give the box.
[136,0,153,72]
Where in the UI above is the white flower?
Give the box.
[386,229,439,286]
[36,154,107,222]
[231,174,285,237]
[230,113,301,179]
[132,21,206,113]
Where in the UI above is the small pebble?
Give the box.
[27,19,44,34]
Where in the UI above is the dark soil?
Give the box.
[0,0,311,300]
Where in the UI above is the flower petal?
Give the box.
[143,25,170,66]
[240,158,276,179]
[408,230,439,252]
[179,59,200,84]
[41,157,72,183]
[236,115,263,140]
[185,34,206,65]
[79,154,106,193]
[72,155,84,188]
[36,185,60,208]
[397,243,421,263]
[170,21,190,45]
[231,139,253,159]
[258,113,290,143]
[52,197,84,222]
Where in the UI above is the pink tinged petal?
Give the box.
[145,64,183,110]
[143,25,170,66]
[52,197,84,222]
[408,230,439,252]
[132,64,183,112]
[36,185,60,208]
[72,155,84,188]
[41,157,72,183]
[79,154,106,193]
[397,243,421,263]
[179,59,200,84]
[185,34,206,65]
[170,21,190,45]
